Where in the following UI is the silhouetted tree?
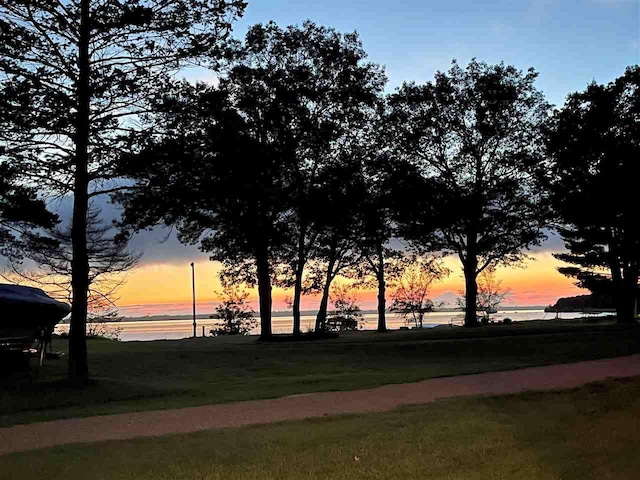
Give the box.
[0,164,58,260]
[303,160,368,332]
[119,22,384,339]
[546,66,640,323]
[343,145,409,333]
[388,59,551,327]
[118,83,289,339]
[6,207,139,328]
[0,0,245,381]
[237,22,385,336]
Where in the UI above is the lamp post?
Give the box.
[190,262,196,337]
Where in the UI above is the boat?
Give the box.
[0,284,70,352]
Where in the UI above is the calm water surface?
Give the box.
[55,310,596,342]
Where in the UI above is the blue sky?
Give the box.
[211,0,639,107]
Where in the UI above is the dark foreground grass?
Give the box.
[2,376,639,480]
[1,319,639,427]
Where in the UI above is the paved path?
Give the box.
[3,354,640,456]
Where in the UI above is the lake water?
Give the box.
[54,310,598,342]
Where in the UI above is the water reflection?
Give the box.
[54,310,596,342]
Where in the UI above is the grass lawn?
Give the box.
[2,376,639,479]
[1,319,639,427]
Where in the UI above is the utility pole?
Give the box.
[191,262,196,337]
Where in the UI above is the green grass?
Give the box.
[2,376,639,479]
[1,319,639,427]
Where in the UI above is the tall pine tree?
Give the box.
[547,66,639,323]
[0,0,245,381]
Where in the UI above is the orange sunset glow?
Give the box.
[115,252,585,317]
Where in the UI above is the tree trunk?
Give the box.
[68,0,91,383]
[292,262,304,337]
[376,242,386,332]
[463,220,480,327]
[463,261,479,327]
[617,270,638,324]
[608,241,625,324]
[256,248,272,339]
[315,248,337,332]
[314,277,331,333]
[463,161,485,328]
[607,231,635,324]
[292,227,307,337]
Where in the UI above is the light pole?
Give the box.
[191,262,196,337]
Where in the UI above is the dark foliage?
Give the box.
[234,21,385,336]
[0,0,244,381]
[119,21,385,338]
[118,81,288,338]
[7,207,139,330]
[387,59,551,326]
[546,65,640,323]
[344,148,413,333]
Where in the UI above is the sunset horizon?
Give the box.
[114,250,586,318]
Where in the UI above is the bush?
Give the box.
[326,285,363,332]
[209,286,257,336]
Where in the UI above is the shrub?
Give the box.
[210,286,257,336]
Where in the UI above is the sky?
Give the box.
[10,0,640,316]
[112,0,639,316]
[192,0,640,106]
